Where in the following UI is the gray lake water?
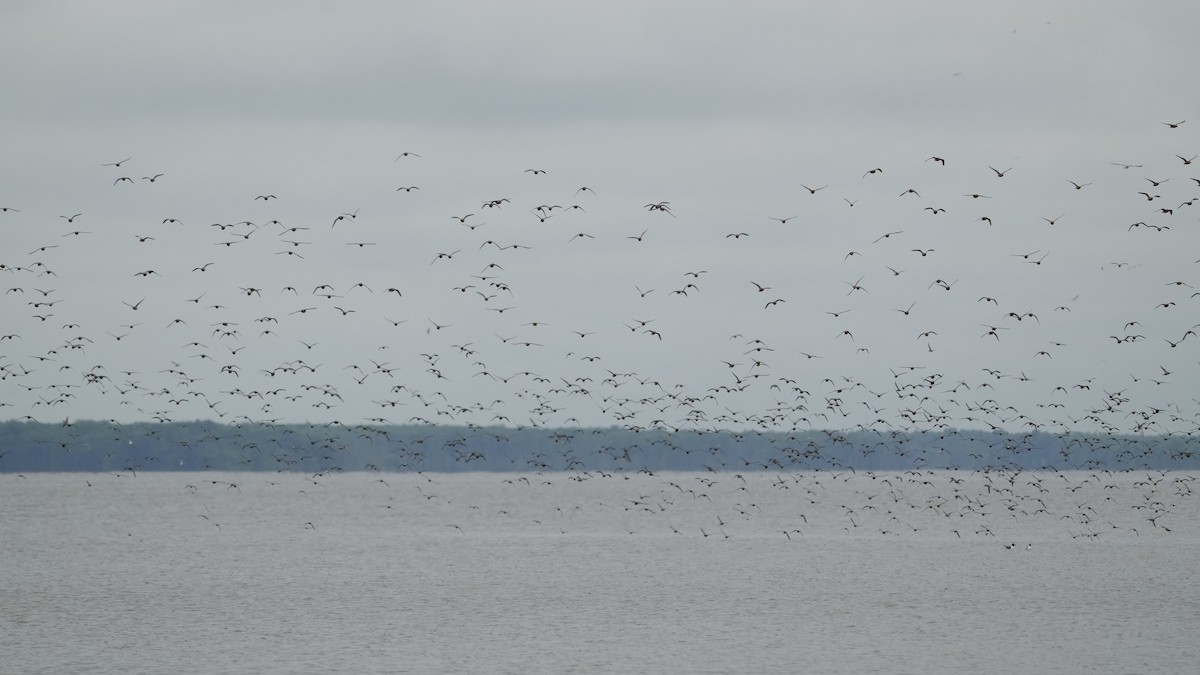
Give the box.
[3,470,1198,674]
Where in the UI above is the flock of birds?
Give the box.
[107,466,1191,543]
[2,119,1199,539]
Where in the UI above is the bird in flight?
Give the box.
[845,276,867,295]
[645,202,674,217]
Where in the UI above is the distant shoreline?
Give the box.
[2,419,1195,474]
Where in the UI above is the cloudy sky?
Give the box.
[1,1,1198,434]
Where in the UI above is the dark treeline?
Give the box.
[1,419,1197,474]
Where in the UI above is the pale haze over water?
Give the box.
[3,471,1197,674]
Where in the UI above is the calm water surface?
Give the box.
[3,471,1198,674]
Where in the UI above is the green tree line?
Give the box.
[1,419,1197,474]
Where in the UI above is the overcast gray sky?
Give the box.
[2,1,1198,435]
